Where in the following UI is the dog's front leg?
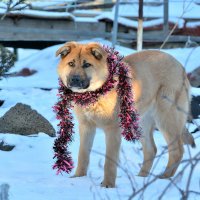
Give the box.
[74,122,96,177]
[101,126,121,188]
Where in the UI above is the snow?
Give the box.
[163,47,200,73]
[0,39,200,199]
[75,17,98,23]
[187,21,200,28]
[191,87,200,96]
[0,8,75,19]
[30,0,75,8]
[73,9,102,16]
[97,12,185,29]
[0,1,27,10]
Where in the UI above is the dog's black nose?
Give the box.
[68,75,89,89]
[69,75,82,87]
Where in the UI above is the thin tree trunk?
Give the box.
[112,0,120,47]
[0,184,9,200]
[163,0,169,36]
[137,0,143,51]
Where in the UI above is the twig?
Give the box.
[160,0,194,49]
[1,0,28,20]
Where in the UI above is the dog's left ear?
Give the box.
[56,42,77,58]
[56,46,71,58]
[87,43,106,60]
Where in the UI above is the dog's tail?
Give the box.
[182,127,196,148]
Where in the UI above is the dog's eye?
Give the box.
[68,62,75,67]
[83,63,92,68]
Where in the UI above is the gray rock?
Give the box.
[0,103,56,137]
[188,66,200,88]
[0,140,15,151]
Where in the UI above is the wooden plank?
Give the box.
[0,17,106,41]
[62,3,115,12]
[0,26,109,41]
[141,35,200,43]
[0,16,200,46]
[0,41,63,49]
[0,17,101,31]
[1,26,200,43]
[117,32,200,42]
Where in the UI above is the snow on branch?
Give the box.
[1,0,29,19]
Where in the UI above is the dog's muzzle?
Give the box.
[68,75,90,89]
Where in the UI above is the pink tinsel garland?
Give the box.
[53,46,141,174]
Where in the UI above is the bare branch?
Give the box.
[1,0,29,20]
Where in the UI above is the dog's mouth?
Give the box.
[67,75,90,92]
[68,84,90,92]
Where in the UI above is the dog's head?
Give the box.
[56,42,108,93]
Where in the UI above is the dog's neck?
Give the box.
[74,89,118,123]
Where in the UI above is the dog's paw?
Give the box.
[159,167,176,179]
[70,174,79,178]
[159,172,172,179]
[159,174,170,179]
[138,170,149,177]
[101,180,115,188]
[71,168,87,178]
[70,172,86,178]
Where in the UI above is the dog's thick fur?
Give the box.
[56,42,195,188]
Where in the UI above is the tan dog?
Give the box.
[56,42,195,188]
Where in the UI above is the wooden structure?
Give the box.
[0,1,200,49]
[0,12,106,49]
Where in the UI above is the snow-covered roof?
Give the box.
[0,8,74,20]
[96,12,185,29]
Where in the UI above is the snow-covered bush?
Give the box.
[0,45,16,79]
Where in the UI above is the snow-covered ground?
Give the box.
[0,39,200,200]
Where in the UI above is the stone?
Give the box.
[187,66,200,88]
[191,96,200,119]
[7,68,37,77]
[0,100,4,107]
[16,68,37,77]
[0,103,56,137]
[0,140,15,151]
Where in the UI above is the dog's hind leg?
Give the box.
[157,125,183,179]
[155,88,188,178]
[182,127,196,148]
[138,112,156,177]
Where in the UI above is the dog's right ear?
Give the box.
[56,42,77,58]
[86,42,107,60]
